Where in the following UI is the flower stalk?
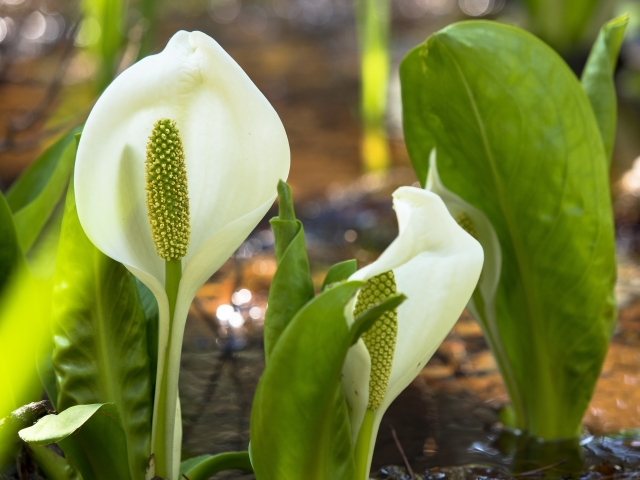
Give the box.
[144,118,191,478]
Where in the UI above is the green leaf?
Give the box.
[322,259,358,291]
[263,181,315,361]
[6,127,82,253]
[1,401,52,467]
[180,452,252,480]
[400,21,616,440]
[523,0,601,52]
[136,278,159,393]
[20,403,131,480]
[349,293,406,346]
[251,281,363,480]
[51,184,152,479]
[29,443,80,480]
[0,267,52,430]
[38,354,59,411]
[581,14,629,164]
[0,193,22,292]
[137,0,161,60]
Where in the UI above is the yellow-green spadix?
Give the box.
[74,30,289,479]
[342,186,483,479]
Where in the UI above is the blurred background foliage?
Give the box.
[0,0,639,182]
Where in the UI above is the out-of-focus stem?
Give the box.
[356,0,391,172]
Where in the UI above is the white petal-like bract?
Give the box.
[343,186,483,476]
[75,31,289,478]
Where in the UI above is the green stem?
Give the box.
[153,259,182,479]
[183,452,253,480]
[354,409,375,480]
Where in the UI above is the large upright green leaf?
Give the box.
[6,127,82,253]
[20,403,131,480]
[581,14,629,164]
[400,21,616,440]
[263,181,314,361]
[52,184,152,479]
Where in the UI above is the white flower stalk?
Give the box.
[424,149,525,429]
[75,31,289,479]
[342,186,483,479]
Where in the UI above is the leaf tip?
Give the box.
[276,180,296,221]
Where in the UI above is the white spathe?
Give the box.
[425,149,501,315]
[75,30,289,479]
[424,150,520,430]
[342,186,484,477]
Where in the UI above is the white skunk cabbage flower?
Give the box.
[75,30,289,479]
[424,149,524,428]
[342,186,483,479]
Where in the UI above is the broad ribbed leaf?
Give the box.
[6,127,81,252]
[20,403,131,480]
[52,184,152,479]
[251,282,362,480]
[581,14,628,164]
[263,181,314,361]
[400,21,616,439]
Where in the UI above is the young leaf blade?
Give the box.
[581,14,629,164]
[263,181,314,361]
[6,127,82,253]
[51,184,152,479]
[20,403,132,480]
[251,281,364,480]
[400,21,616,439]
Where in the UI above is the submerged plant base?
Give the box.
[373,432,640,479]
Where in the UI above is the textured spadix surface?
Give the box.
[75,30,289,478]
